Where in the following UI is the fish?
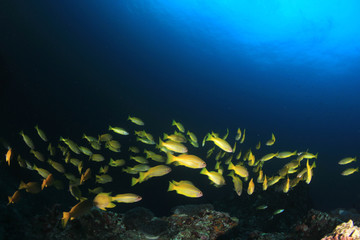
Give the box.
[256,141,261,150]
[266,133,275,146]
[80,168,91,185]
[130,156,149,164]
[132,165,172,185]
[257,205,268,210]
[88,187,103,195]
[260,152,278,162]
[5,148,12,166]
[228,162,249,179]
[108,126,129,135]
[240,129,246,143]
[93,192,116,210]
[91,154,105,162]
[124,164,150,172]
[47,143,56,156]
[262,175,268,191]
[306,159,312,183]
[112,193,142,203]
[236,151,242,160]
[172,120,185,133]
[60,137,81,154]
[30,150,45,162]
[8,190,21,205]
[99,165,109,174]
[228,171,243,196]
[62,199,93,228]
[235,128,242,141]
[35,125,48,142]
[200,168,225,187]
[302,152,318,159]
[166,153,206,169]
[90,141,101,150]
[168,180,203,198]
[128,115,144,126]
[276,151,297,159]
[78,146,92,156]
[341,167,359,176]
[32,164,51,178]
[144,150,165,163]
[158,139,188,153]
[273,209,285,215]
[283,177,290,193]
[137,137,155,145]
[247,178,255,195]
[206,133,233,153]
[98,133,113,142]
[187,131,198,144]
[96,174,113,184]
[82,134,98,143]
[41,174,54,190]
[129,146,140,153]
[20,131,35,149]
[47,159,65,173]
[69,185,82,200]
[19,181,41,194]
[338,157,357,165]
[109,158,126,167]
[163,133,186,143]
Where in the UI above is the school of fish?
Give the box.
[3,116,324,227]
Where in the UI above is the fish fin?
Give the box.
[200,168,208,175]
[168,181,175,192]
[61,212,70,228]
[131,177,138,186]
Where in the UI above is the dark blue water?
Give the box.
[1,0,360,218]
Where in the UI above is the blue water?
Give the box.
[1,0,360,217]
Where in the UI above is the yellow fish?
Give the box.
[112,193,142,203]
[60,137,80,154]
[260,152,278,162]
[228,162,249,179]
[247,178,255,195]
[8,190,21,205]
[168,180,203,198]
[206,133,233,153]
[35,125,48,142]
[5,148,12,166]
[158,139,188,153]
[200,168,225,187]
[62,200,93,228]
[341,167,359,176]
[283,177,290,193]
[19,181,41,194]
[266,133,275,146]
[166,153,206,169]
[132,165,172,185]
[276,151,297,159]
[20,131,35,149]
[172,120,185,132]
[235,128,242,141]
[93,192,116,210]
[228,172,243,196]
[338,157,356,165]
[41,174,54,190]
[108,126,129,135]
[128,115,144,126]
[240,129,246,144]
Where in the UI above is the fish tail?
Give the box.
[172,120,176,126]
[228,162,234,170]
[163,133,168,140]
[167,181,175,192]
[166,153,174,164]
[19,181,26,190]
[108,126,112,131]
[128,115,131,120]
[315,153,318,159]
[61,212,70,228]
[200,168,208,175]
[131,177,139,186]
[7,196,12,205]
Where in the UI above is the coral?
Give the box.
[322,220,360,240]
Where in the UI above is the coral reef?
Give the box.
[322,220,360,240]
[27,204,237,240]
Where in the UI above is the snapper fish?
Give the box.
[108,126,129,135]
[20,131,35,149]
[166,153,206,169]
[266,133,275,146]
[338,157,356,165]
[168,180,203,198]
[128,115,144,126]
[131,165,172,185]
[62,200,93,228]
[172,120,185,133]
[112,193,142,203]
[34,125,48,142]
[200,168,225,187]
[205,133,233,153]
